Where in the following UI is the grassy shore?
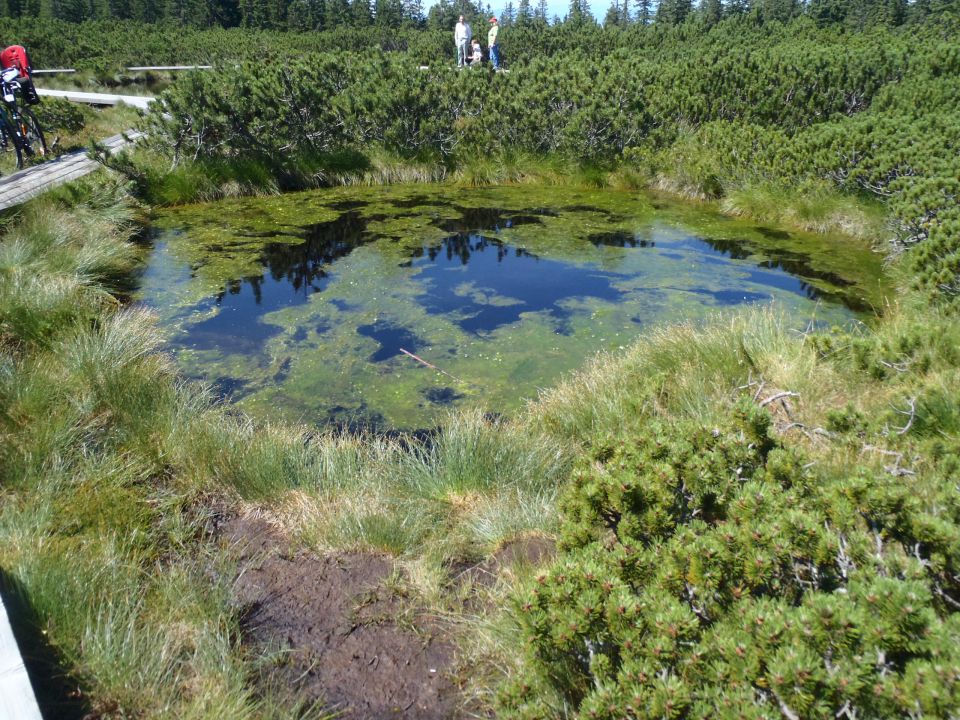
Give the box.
[2,168,957,717]
[108,144,888,244]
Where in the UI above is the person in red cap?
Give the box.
[487,17,501,70]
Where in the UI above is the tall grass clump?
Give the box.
[531,308,838,442]
[404,409,568,548]
[172,414,324,498]
[721,183,888,240]
[267,410,568,560]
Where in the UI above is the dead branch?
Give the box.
[862,444,903,459]
[780,397,796,422]
[760,391,800,408]
[891,397,917,436]
[933,584,960,610]
[885,465,916,477]
[861,444,916,477]
[773,691,800,720]
[834,529,854,581]
[399,348,465,384]
[753,380,767,403]
[879,359,911,373]
[836,700,859,720]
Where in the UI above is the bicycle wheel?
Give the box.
[18,108,46,161]
[1,115,24,170]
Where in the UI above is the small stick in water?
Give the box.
[399,348,465,384]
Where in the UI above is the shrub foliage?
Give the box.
[501,400,960,718]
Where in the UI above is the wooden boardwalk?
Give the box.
[0,592,42,720]
[36,88,155,109]
[34,65,210,74]
[0,131,144,211]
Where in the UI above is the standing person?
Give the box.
[455,16,471,68]
[487,17,501,71]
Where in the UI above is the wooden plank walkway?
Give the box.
[34,65,211,74]
[0,592,43,720]
[36,88,154,109]
[0,130,144,211]
[125,65,212,71]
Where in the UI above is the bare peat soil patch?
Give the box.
[220,516,458,719]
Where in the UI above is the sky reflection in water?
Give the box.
[138,186,885,430]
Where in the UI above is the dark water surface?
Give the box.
[138,185,887,429]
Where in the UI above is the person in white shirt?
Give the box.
[455,16,472,68]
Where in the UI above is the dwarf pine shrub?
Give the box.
[499,399,960,719]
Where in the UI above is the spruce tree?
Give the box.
[239,0,268,26]
[210,0,241,25]
[310,0,326,28]
[807,0,845,24]
[104,0,128,19]
[701,0,722,24]
[425,0,447,27]
[657,0,692,24]
[402,0,423,25]
[350,0,371,25]
[534,0,547,22]
[53,0,90,20]
[325,0,349,26]
[515,0,530,24]
[603,0,618,23]
[848,0,907,26]
[633,0,650,23]
[28,0,50,17]
[373,0,401,25]
[756,0,795,22]
[267,0,287,28]
[287,0,323,28]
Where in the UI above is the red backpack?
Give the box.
[0,45,39,104]
[1,45,32,79]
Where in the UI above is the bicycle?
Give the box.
[0,65,46,170]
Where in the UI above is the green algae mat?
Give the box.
[138,184,888,430]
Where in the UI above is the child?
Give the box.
[469,38,482,66]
